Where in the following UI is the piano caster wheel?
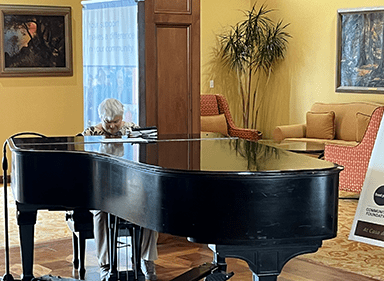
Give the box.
[205,271,234,281]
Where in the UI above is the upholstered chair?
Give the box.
[324,107,384,193]
[200,94,262,141]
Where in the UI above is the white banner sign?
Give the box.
[82,0,138,67]
[350,115,384,247]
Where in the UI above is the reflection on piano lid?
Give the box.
[9,135,337,172]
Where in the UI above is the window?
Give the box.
[82,0,139,128]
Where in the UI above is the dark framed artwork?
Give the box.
[0,5,72,77]
[336,7,384,93]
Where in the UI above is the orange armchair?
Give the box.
[200,94,262,142]
[324,106,384,193]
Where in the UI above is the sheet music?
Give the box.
[101,127,158,143]
[130,126,158,139]
[101,137,148,143]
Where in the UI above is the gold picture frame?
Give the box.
[0,5,72,77]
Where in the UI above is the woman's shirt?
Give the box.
[81,121,140,137]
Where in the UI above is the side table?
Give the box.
[259,140,325,158]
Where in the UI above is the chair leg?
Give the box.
[108,214,118,281]
[131,225,143,281]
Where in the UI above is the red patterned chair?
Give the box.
[324,107,384,193]
[200,94,262,142]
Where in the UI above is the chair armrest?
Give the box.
[229,127,263,142]
[324,142,366,192]
[324,142,360,161]
[273,124,306,142]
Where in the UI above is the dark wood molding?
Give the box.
[138,0,146,128]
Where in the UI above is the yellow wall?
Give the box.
[201,0,251,85]
[201,0,384,138]
[0,0,83,173]
[200,0,294,136]
[200,0,252,126]
[258,0,384,137]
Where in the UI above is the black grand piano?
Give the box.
[6,135,342,281]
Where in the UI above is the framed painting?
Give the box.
[0,5,72,77]
[336,7,384,93]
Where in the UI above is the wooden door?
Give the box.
[143,0,200,137]
[142,0,200,169]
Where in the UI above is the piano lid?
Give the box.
[9,135,337,173]
[8,135,342,244]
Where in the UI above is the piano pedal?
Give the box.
[31,275,80,281]
[116,240,130,249]
[204,271,234,281]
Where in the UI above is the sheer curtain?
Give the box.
[82,0,139,128]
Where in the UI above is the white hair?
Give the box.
[98,98,124,121]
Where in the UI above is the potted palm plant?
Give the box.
[218,4,291,129]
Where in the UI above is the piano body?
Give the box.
[7,135,342,281]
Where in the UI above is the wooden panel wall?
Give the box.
[156,26,189,135]
[154,0,190,13]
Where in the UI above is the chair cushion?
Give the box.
[201,114,228,136]
[273,124,306,142]
[306,111,335,139]
[356,112,371,142]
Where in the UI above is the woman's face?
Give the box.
[102,115,123,135]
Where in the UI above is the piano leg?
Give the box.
[16,207,37,281]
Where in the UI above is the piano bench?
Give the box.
[109,216,144,281]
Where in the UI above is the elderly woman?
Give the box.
[82,98,158,281]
